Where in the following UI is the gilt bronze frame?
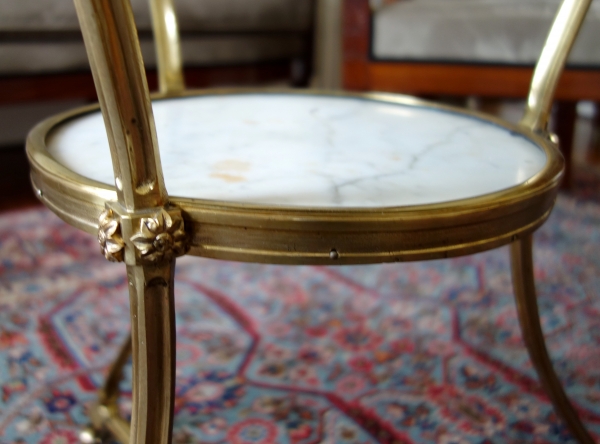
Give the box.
[26,0,595,442]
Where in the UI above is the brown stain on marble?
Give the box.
[210,159,251,183]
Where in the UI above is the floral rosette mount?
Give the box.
[97,204,190,264]
[131,208,188,263]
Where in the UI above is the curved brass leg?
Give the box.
[98,335,132,407]
[510,234,594,443]
[127,261,177,444]
[83,334,132,443]
[82,262,177,444]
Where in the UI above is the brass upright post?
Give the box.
[149,0,185,95]
[73,0,168,212]
[520,0,592,133]
[72,0,180,442]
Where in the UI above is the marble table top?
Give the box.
[47,93,546,208]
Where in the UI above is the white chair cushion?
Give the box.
[373,0,600,66]
[47,93,547,208]
[0,0,311,75]
[0,0,311,32]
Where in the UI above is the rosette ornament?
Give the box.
[98,209,125,262]
[131,209,188,263]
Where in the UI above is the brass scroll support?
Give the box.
[520,0,592,134]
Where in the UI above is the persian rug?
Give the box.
[0,168,599,444]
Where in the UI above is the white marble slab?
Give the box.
[47,94,546,208]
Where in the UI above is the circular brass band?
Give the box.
[26,89,563,265]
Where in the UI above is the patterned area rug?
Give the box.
[1,169,599,444]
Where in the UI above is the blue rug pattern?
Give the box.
[0,170,599,443]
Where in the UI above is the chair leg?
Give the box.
[127,261,177,444]
[554,100,577,190]
[510,235,594,443]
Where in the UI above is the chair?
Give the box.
[0,0,315,104]
[342,0,600,188]
[25,0,595,442]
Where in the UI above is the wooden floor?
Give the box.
[1,107,598,214]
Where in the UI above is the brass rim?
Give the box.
[27,88,563,265]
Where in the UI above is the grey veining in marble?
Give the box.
[47,94,546,208]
